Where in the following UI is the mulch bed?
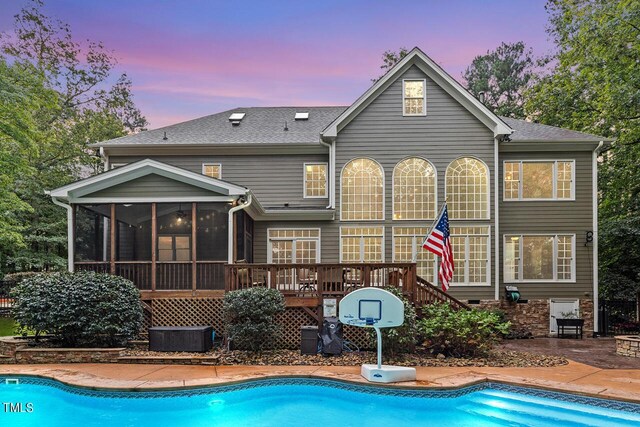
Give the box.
[120,348,567,368]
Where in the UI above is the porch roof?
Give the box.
[48,159,249,203]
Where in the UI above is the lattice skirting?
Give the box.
[141,299,375,351]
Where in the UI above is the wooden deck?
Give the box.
[76,261,467,310]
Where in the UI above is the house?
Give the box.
[49,48,607,338]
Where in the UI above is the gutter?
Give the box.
[228,193,252,264]
[47,193,74,272]
[592,141,604,335]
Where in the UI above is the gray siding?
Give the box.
[334,65,496,300]
[498,151,594,299]
[108,154,329,208]
[83,174,217,198]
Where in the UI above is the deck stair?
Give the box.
[413,275,469,310]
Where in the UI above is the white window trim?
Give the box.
[303,162,328,199]
[449,225,492,287]
[503,233,576,283]
[339,157,385,222]
[444,156,491,220]
[391,156,438,221]
[266,228,321,264]
[502,160,576,202]
[339,226,385,263]
[202,163,222,179]
[110,163,126,170]
[391,226,438,283]
[402,79,427,117]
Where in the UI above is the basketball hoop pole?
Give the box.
[374,326,382,369]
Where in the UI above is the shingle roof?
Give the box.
[500,117,606,142]
[95,107,608,147]
[96,106,348,147]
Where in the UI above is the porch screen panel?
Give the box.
[156,203,192,290]
[196,203,229,261]
[75,204,111,263]
[114,204,151,261]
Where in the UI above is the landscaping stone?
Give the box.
[118,348,567,368]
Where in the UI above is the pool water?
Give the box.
[1,377,639,427]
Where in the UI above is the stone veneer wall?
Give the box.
[0,338,124,364]
[616,336,640,358]
[477,298,594,337]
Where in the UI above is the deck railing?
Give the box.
[415,275,468,310]
[225,263,418,300]
[74,261,226,291]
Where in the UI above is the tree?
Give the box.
[463,41,535,118]
[0,0,147,273]
[372,47,409,82]
[526,0,640,301]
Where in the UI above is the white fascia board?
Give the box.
[69,196,237,204]
[321,47,513,139]
[50,159,248,199]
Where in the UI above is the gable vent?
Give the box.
[229,112,245,126]
[294,112,309,121]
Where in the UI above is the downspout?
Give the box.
[592,141,604,335]
[49,194,74,272]
[494,136,500,300]
[319,139,335,209]
[227,193,252,264]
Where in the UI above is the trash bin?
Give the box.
[301,326,319,355]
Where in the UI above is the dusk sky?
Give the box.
[0,1,555,129]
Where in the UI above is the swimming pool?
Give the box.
[1,376,639,426]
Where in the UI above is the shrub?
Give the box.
[11,272,143,347]
[223,287,285,351]
[418,302,510,357]
[369,287,418,355]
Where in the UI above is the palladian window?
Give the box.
[393,157,436,220]
[341,158,384,221]
[446,157,489,220]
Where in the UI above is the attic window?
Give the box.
[403,80,426,116]
[229,112,245,125]
[294,112,309,120]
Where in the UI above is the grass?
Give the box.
[0,317,17,337]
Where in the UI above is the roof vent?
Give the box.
[294,112,309,120]
[229,112,245,126]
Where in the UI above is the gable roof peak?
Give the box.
[322,47,512,139]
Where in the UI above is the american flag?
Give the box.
[422,204,454,291]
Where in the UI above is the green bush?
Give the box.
[418,302,510,357]
[11,272,143,347]
[369,287,418,355]
[223,287,285,351]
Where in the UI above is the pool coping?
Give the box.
[2,361,640,405]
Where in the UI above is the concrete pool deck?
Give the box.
[2,361,640,404]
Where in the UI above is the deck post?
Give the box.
[110,203,116,275]
[151,203,157,291]
[191,202,197,292]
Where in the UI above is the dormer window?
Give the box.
[403,79,426,116]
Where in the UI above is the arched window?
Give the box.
[446,157,489,219]
[341,158,384,221]
[393,158,436,220]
